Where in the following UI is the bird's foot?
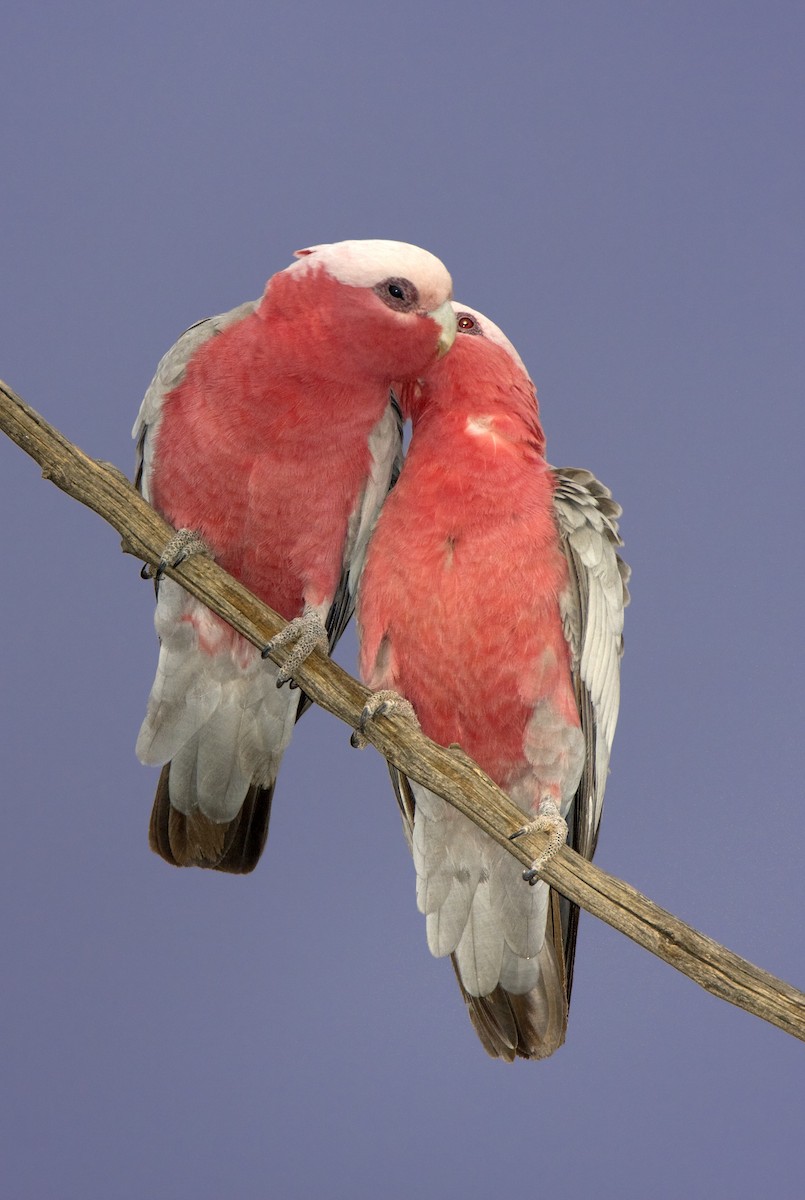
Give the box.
[262,606,328,686]
[350,689,419,749]
[510,798,568,885]
[142,528,212,583]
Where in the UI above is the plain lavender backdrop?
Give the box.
[2,4,803,1198]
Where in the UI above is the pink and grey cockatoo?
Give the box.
[134,239,456,874]
[355,303,628,1059]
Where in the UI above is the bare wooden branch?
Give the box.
[2,375,803,1044]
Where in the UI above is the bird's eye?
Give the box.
[456,313,480,334]
[375,277,419,312]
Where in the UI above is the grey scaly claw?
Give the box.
[261,606,328,685]
[509,798,569,885]
[350,689,419,749]
[150,528,212,583]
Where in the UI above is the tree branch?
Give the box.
[2,376,803,1043]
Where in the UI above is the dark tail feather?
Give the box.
[450,890,569,1061]
[148,765,274,874]
[458,980,568,1062]
[560,895,582,1002]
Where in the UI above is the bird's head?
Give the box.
[266,239,456,380]
[399,301,543,450]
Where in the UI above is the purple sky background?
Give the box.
[2,4,804,1197]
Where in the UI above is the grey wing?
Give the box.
[325,392,404,651]
[133,300,258,498]
[552,466,630,993]
[295,394,403,720]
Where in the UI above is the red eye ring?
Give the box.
[457,315,476,331]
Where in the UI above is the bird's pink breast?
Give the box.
[361,489,577,786]
[359,342,580,792]
[150,310,386,622]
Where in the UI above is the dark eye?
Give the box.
[375,276,419,312]
[456,312,481,334]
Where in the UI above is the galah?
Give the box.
[134,239,456,873]
[356,303,629,1060]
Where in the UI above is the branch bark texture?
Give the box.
[2,376,803,1044]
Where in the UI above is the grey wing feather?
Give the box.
[133,300,258,498]
[552,465,629,993]
[325,392,404,650]
[296,393,403,719]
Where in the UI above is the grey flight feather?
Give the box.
[552,465,630,993]
[296,393,403,718]
[325,392,403,652]
[552,465,629,859]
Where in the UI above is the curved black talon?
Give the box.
[351,690,417,750]
[359,700,390,733]
[273,671,299,689]
[140,563,153,580]
[351,703,379,749]
[153,530,212,584]
[160,550,189,576]
[263,642,299,689]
